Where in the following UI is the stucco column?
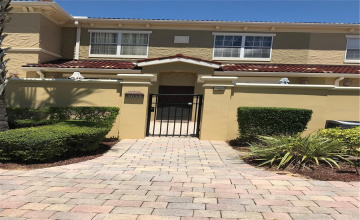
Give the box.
[199,77,238,141]
[118,74,155,139]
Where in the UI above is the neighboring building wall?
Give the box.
[307,33,347,65]
[4,13,41,78]
[5,13,62,78]
[39,14,62,62]
[61,27,76,59]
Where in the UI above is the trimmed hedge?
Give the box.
[9,119,58,129]
[0,121,109,162]
[7,107,119,129]
[1,107,120,162]
[237,107,313,142]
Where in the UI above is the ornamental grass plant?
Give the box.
[247,133,348,169]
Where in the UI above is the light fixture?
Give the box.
[69,71,84,80]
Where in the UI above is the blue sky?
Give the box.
[54,0,360,23]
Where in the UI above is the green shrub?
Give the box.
[0,121,110,162]
[247,134,347,169]
[7,107,48,121]
[6,107,119,129]
[8,119,58,129]
[47,107,119,126]
[318,127,360,156]
[237,107,313,142]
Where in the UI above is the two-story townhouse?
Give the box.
[4,0,360,140]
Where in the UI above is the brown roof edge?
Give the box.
[136,54,222,65]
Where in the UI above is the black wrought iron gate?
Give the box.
[146,94,203,137]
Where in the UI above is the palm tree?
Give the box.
[0,0,11,132]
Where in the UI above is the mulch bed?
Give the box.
[0,138,119,170]
[232,145,360,182]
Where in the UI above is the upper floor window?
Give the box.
[213,33,275,61]
[345,36,360,63]
[89,30,151,58]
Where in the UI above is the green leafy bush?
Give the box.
[1,107,119,162]
[7,107,48,121]
[247,134,347,169]
[8,119,58,129]
[237,107,313,142]
[6,107,119,129]
[47,107,119,125]
[318,127,360,156]
[0,121,110,162]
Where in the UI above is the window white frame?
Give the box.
[344,35,360,64]
[88,30,152,58]
[212,32,276,61]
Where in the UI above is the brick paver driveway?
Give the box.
[0,138,359,220]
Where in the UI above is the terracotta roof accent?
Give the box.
[23,59,137,69]
[220,63,360,74]
[137,54,222,65]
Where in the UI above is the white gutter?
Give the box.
[9,78,122,84]
[75,23,81,60]
[74,17,360,29]
[201,76,238,81]
[214,71,360,79]
[22,67,141,74]
[36,70,44,79]
[234,83,360,90]
[117,74,155,79]
[334,76,345,86]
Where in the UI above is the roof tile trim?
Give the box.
[23,59,137,69]
[137,54,222,65]
[220,63,360,74]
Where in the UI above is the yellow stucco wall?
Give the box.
[200,86,360,141]
[77,28,353,65]
[39,15,62,57]
[6,81,123,138]
[4,13,62,78]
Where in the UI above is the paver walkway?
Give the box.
[0,138,359,220]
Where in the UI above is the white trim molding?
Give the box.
[8,48,62,58]
[9,78,122,84]
[22,66,141,74]
[117,74,155,79]
[88,30,152,34]
[201,76,238,81]
[203,84,235,87]
[212,32,276,36]
[345,35,360,38]
[137,57,220,69]
[212,33,274,62]
[88,30,151,59]
[214,71,360,79]
[234,83,360,90]
[344,35,360,63]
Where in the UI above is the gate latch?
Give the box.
[150,107,155,112]
[188,103,193,106]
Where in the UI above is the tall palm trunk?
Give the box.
[0,0,11,132]
[0,94,7,131]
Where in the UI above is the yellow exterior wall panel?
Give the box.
[6,81,123,138]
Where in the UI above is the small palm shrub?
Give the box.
[247,134,347,169]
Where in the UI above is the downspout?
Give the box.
[75,21,81,60]
[334,76,344,87]
[36,70,44,79]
